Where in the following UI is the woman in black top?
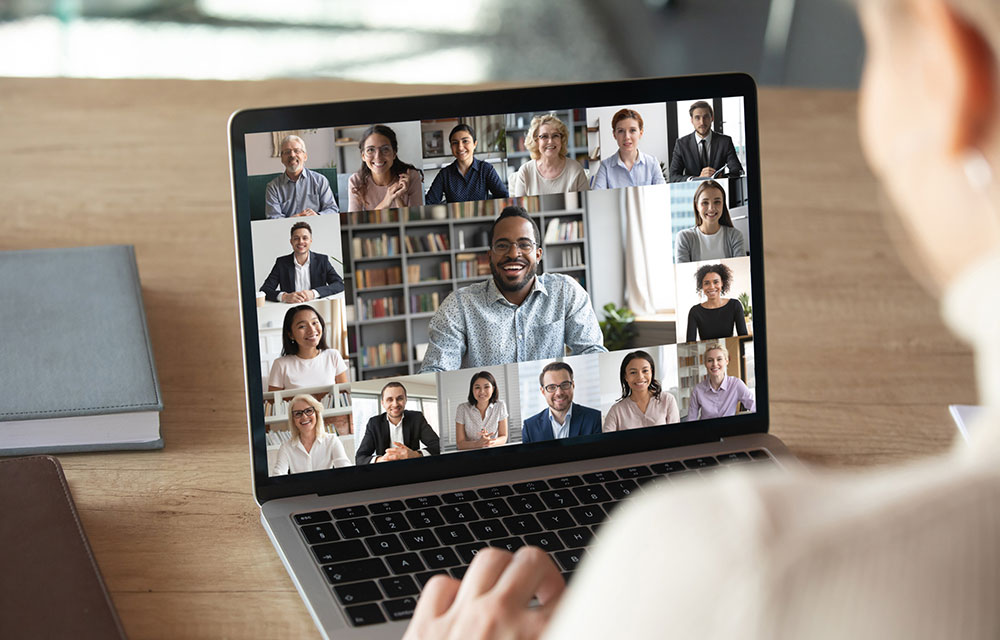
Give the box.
[685,263,748,341]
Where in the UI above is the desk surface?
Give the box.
[0,78,975,638]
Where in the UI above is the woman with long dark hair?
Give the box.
[674,179,746,263]
[454,370,509,449]
[267,305,348,391]
[347,124,424,212]
[602,350,679,431]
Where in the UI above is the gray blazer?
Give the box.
[675,225,746,263]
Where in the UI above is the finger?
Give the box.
[492,546,565,608]
[411,573,460,623]
[453,547,515,604]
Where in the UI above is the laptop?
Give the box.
[228,73,792,638]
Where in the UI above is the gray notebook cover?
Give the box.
[0,245,163,453]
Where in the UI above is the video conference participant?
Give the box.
[420,206,607,372]
[259,222,344,303]
[348,124,424,212]
[267,305,349,391]
[271,394,351,475]
[522,362,602,444]
[603,350,679,431]
[355,381,440,464]
[668,101,744,182]
[424,124,509,204]
[675,180,747,263]
[454,371,509,450]
[591,108,666,189]
[685,342,755,421]
[264,135,340,219]
[509,114,590,196]
[685,263,748,341]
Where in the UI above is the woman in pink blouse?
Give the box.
[602,350,679,431]
[347,124,424,212]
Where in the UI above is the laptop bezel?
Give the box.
[228,73,769,505]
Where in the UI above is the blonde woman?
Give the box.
[509,114,589,196]
[271,394,350,475]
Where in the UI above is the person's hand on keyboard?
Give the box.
[404,546,565,639]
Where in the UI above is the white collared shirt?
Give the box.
[549,405,573,440]
[293,254,311,293]
[271,433,350,475]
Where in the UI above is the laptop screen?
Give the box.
[230,75,767,501]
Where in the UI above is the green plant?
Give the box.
[599,303,637,352]
[738,292,752,321]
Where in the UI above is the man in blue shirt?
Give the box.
[522,362,602,443]
[424,124,509,204]
[264,135,340,218]
[420,206,606,372]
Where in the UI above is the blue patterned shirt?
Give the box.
[590,150,665,190]
[424,158,509,204]
[420,273,607,373]
[265,168,339,219]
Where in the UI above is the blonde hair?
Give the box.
[286,394,327,442]
[703,342,729,360]
[525,114,570,161]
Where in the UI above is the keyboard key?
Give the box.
[365,533,404,556]
[558,527,593,548]
[572,484,613,504]
[399,529,439,551]
[699,466,729,478]
[415,570,448,587]
[420,547,461,569]
[434,523,474,545]
[469,519,509,540]
[616,465,652,478]
[490,537,525,553]
[440,503,478,524]
[385,552,425,574]
[456,541,488,564]
[537,509,576,530]
[606,479,640,500]
[322,558,389,585]
[332,505,369,520]
[650,461,686,474]
[404,495,442,509]
[368,500,405,514]
[547,475,583,488]
[474,499,513,519]
[450,566,468,579]
[405,508,444,529]
[372,513,411,534]
[336,518,376,539]
[379,575,418,598]
[569,505,607,526]
[441,491,477,504]
[334,580,382,606]
[294,510,332,525]
[554,549,587,572]
[718,451,751,464]
[382,596,417,622]
[301,523,339,544]
[683,456,719,469]
[502,514,542,536]
[668,470,700,482]
[582,470,618,484]
[313,540,369,564]
[513,480,549,493]
[509,494,545,514]
[562,571,575,583]
[635,475,667,487]
[345,602,385,627]
[524,532,565,552]
[540,489,579,510]
[476,485,514,499]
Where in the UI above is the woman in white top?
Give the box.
[603,350,679,431]
[267,305,349,391]
[271,394,350,475]
[454,371,509,449]
[674,179,746,263]
[509,114,590,197]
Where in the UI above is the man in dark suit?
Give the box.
[668,100,744,182]
[356,382,441,464]
[522,362,602,444]
[259,221,344,303]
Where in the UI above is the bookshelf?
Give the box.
[504,109,590,173]
[340,194,593,380]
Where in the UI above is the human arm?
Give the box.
[733,299,748,336]
[484,163,509,199]
[509,165,527,197]
[601,403,620,432]
[686,306,699,342]
[260,259,284,302]
[316,174,339,215]
[668,142,689,182]
[420,295,467,373]
[271,440,291,475]
[735,379,756,413]
[562,278,608,355]
[489,418,508,446]
[685,385,702,422]
[590,160,608,190]
[354,418,378,465]
[722,136,744,177]
[264,179,286,219]
[455,406,487,450]
[569,160,590,192]
[675,228,694,263]
[665,392,680,424]
[406,168,425,206]
[649,155,666,185]
[347,173,363,213]
[419,413,441,456]
[424,170,447,204]
[727,226,747,258]
[326,435,351,468]
[313,256,345,298]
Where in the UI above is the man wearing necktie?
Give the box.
[668,100,745,182]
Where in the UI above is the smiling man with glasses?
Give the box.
[522,361,602,444]
[264,134,339,219]
[420,206,606,373]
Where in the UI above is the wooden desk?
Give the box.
[0,78,975,638]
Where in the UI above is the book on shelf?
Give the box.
[356,266,403,289]
[360,342,408,368]
[359,295,403,320]
[545,219,584,242]
[455,253,490,279]
[353,234,401,258]
[341,210,400,225]
[410,291,441,314]
[405,232,450,253]
[560,246,583,268]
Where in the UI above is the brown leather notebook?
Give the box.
[0,455,127,639]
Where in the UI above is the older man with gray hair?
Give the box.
[264,134,339,219]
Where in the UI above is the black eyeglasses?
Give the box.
[542,381,574,393]
[491,240,537,254]
[291,407,316,419]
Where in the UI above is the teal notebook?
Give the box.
[0,245,163,455]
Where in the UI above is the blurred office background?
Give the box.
[0,0,863,87]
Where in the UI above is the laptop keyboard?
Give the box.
[293,449,774,627]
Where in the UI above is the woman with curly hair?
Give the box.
[685,263,748,341]
[509,114,589,196]
[347,124,424,212]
